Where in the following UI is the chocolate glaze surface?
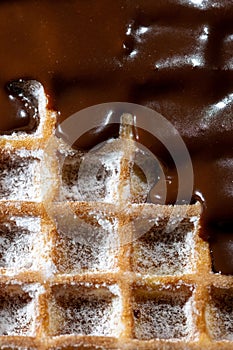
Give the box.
[210,225,233,275]
[0,0,232,273]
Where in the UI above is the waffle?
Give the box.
[0,86,232,350]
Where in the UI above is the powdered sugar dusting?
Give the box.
[133,286,194,340]
[0,283,43,336]
[54,212,119,273]
[0,150,42,201]
[0,216,54,277]
[132,216,197,275]
[59,139,123,203]
[49,284,122,337]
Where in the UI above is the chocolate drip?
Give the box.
[1,79,41,134]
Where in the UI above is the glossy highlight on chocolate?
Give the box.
[0,0,232,273]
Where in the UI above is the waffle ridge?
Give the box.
[0,97,232,350]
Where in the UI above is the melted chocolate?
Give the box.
[210,224,233,275]
[0,0,232,273]
[3,79,40,133]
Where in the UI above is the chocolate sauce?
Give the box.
[3,79,41,133]
[210,224,233,275]
[0,1,232,273]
